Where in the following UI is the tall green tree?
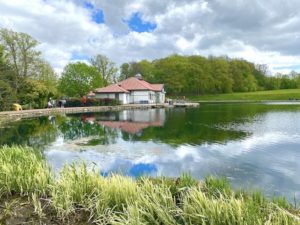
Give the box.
[90,54,117,85]
[33,59,58,96]
[119,63,130,81]
[0,44,17,110]
[209,57,233,93]
[58,62,103,97]
[0,28,41,91]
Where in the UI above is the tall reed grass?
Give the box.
[0,145,52,197]
[0,146,300,224]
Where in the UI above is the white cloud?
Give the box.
[1,0,300,74]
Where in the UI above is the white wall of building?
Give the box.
[95,90,164,104]
[155,91,165,104]
[130,90,155,104]
[95,93,130,104]
[120,93,130,104]
[95,93,115,99]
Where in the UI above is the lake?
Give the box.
[1,103,300,202]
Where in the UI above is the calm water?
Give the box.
[1,103,300,201]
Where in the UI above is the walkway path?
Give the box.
[0,104,169,120]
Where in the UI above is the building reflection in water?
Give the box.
[82,109,166,135]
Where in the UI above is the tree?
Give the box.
[33,59,58,96]
[0,29,40,77]
[230,60,257,92]
[0,28,41,91]
[119,63,130,81]
[18,79,50,109]
[210,57,233,93]
[0,44,17,110]
[154,55,188,94]
[0,80,16,111]
[90,54,117,85]
[58,62,103,97]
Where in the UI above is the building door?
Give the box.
[115,93,119,100]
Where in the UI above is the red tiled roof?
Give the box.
[94,77,164,93]
[118,77,155,91]
[94,84,129,93]
[151,84,164,91]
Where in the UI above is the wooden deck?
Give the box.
[173,102,200,107]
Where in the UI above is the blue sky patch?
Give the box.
[84,2,93,10]
[126,12,157,33]
[92,9,104,24]
[273,65,300,71]
[84,2,105,24]
[71,52,89,61]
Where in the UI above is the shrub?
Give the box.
[64,98,120,107]
[64,98,82,107]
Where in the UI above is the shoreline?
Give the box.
[1,146,299,225]
[0,100,299,122]
[0,103,169,120]
[0,102,200,121]
[196,100,300,104]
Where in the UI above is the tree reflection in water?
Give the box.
[1,104,299,149]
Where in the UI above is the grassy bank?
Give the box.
[0,146,300,224]
[187,89,300,102]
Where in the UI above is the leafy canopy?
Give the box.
[58,62,103,97]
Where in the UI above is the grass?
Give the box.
[0,146,300,224]
[0,145,52,197]
[187,89,300,102]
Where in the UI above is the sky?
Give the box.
[0,0,300,75]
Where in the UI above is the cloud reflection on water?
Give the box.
[44,105,300,202]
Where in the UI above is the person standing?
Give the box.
[82,95,87,106]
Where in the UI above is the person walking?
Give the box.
[47,100,52,108]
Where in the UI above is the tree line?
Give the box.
[0,28,117,110]
[1,28,300,111]
[119,55,300,95]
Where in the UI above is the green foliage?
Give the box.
[18,79,50,108]
[0,29,58,110]
[119,62,130,81]
[64,97,120,107]
[0,80,16,111]
[121,55,300,96]
[33,59,58,96]
[0,44,17,110]
[58,62,103,97]
[90,54,118,85]
[0,28,41,84]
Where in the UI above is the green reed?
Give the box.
[0,146,299,224]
